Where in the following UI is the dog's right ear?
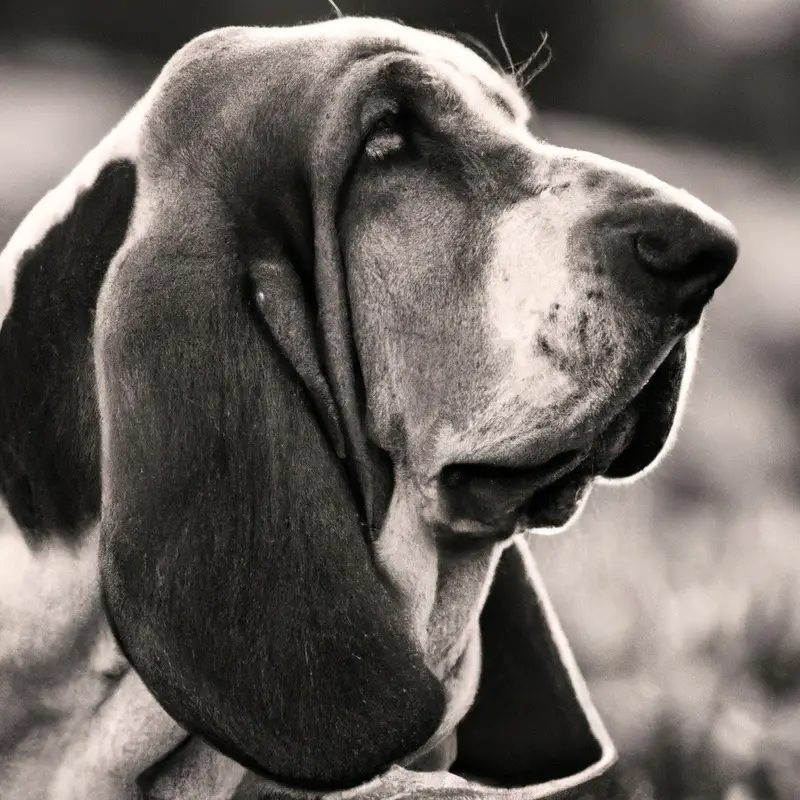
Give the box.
[95,237,444,791]
[453,539,615,788]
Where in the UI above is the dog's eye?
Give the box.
[364,111,408,161]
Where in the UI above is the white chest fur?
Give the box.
[0,503,128,798]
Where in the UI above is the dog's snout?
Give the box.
[575,155,740,320]
[632,208,738,309]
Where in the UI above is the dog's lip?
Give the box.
[438,448,585,495]
[438,394,640,500]
[531,341,687,483]
[437,342,686,536]
[435,414,636,539]
[435,449,589,541]
[515,409,639,530]
[518,343,687,529]
[603,342,687,479]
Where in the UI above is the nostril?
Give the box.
[634,233,674,274]
[618,202,738,316]
[633,229,738,288]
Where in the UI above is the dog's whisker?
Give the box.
[325,0,345,19]
[519,33,553,90]
[493,12,519,85]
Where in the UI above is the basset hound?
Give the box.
[0,15,738,800]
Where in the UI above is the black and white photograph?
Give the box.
[0,1,797,798]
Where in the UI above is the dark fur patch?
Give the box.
[577,310,590,343]
[546,302,561,324]
[536,334,553,356]
[0,160,137,544]
[582,170,605,190]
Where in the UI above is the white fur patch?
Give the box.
[0,502,129,797]
[0,64,183,333]
[440,136,736,472]
[0,99,143,331]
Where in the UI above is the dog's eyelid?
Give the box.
[363,106,415,162]
[365,128,405,161]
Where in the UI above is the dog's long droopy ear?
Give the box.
[96,237,444,791]
[453,539,615,789]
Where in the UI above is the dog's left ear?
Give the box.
[95,230,444,790]
[94,52,445,787]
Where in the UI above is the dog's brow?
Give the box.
[454,68,519,120]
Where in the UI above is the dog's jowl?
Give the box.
[0,16,738,800]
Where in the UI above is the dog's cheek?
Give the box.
[340,209,407,450]
[341,177,491,468]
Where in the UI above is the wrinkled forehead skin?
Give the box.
[138,18,528,195]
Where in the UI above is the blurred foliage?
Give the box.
[530,115,800,799]
[1,2,799,798]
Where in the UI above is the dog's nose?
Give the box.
[632,204,738,313]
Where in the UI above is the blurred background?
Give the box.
[1,0,798,797]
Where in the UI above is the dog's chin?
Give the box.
[437,342,688,542]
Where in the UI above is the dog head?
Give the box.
[0,16,737,795]
[336,37,737,540]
